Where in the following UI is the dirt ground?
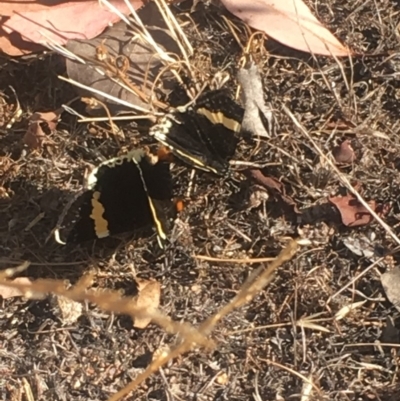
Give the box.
[2,0,400,400]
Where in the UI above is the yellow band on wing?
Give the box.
[90,191,109,238]
[196,108,241,133]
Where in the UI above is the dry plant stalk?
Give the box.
[0,241,298,400]
[200,240,298,335]
[109,240,298,401]
[0,269,213,349]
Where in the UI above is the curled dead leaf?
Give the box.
[328,194,389,227]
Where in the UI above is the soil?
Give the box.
[1,1,400,400]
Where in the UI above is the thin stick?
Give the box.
[194,255,275,264]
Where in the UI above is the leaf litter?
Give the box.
[2,0,400,400]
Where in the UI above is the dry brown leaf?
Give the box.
[133,278,161,329]
[329,195,375,227]
[30,109,63,131]
[332,140,356,164]
[0,0,142,56]
[328,194,389,227]
[0,27,45,57]
[0,277,32,299]
[222,0,351,56]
